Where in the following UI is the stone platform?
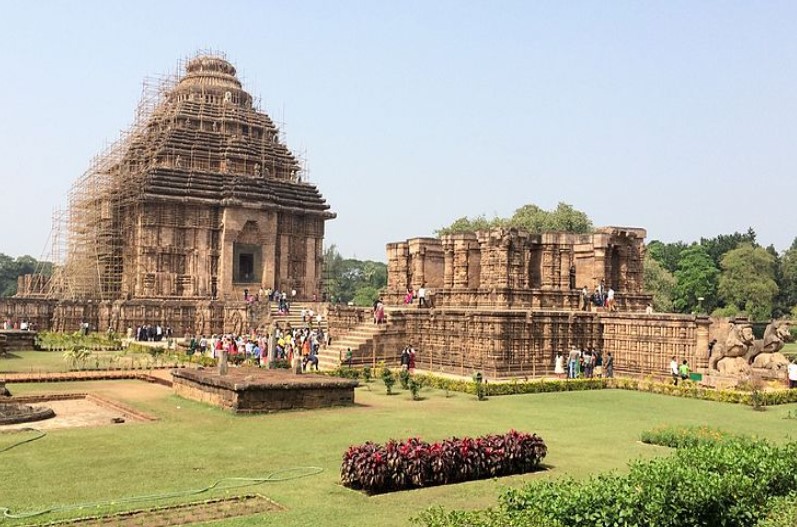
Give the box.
[0,330,37,353]
[172,368,358,413]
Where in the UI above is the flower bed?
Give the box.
[341,430,547,494]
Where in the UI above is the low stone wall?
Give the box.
[172,369,358,413]
[0,330,38,352]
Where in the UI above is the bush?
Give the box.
[409,376,424,400]
[756,494,797,527]
[341,430,547,494]
[399,368,411,390]
[418,434,797,527]
[640,425,733,448]
[381,367,396,395]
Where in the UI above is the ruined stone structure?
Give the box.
[172,369,357,413]
[10,53,334,334]
[325,227,714,379]
[385,227,649,310]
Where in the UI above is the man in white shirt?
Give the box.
[788,360,797,389]
[418,284,427,308]
[670,356,680,385]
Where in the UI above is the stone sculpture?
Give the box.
[709,321,755,373]
[746,321,792,363]
[747,321,793,375]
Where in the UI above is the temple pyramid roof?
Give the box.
[113,54,333,217]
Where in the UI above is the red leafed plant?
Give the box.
[341,430,546,494]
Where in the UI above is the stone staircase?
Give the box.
[319,322,388,370]
[258,302,391,371]
[266,302,327,334]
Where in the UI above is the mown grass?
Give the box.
[2,372,797,527]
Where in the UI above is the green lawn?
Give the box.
[2,373,797,527]
[0,350,71,373]
[0,350,177,374]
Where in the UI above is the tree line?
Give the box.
[645,229,797,320]
[323,245,387,306]
[0,254,51,297]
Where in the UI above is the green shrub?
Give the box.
[640,425,733,448]
[399,368,411,390]
[756,494,797,527]
[420,435,797,527]
[408,376,424,400]
[342,431,547,494]
[381,367,396,395]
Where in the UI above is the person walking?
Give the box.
[670,356,680,385]
[679,359,690,382]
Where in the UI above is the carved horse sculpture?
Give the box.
[708,322,755,371]
[745,320,793,364]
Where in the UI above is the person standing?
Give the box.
[408,345,417,373]
[605,352,614,378]
[400,345,410,370]
[788,360,797,389]
[670,356,680,385]
[568,347,580,379]
[554,352,565,379]
[418,284,427,308]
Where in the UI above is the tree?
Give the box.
[643,254,676,312]
[778,237,797,317]
[0,253,52,297]
[322,245,387,306]
[646,240,687,274]
[699,228,757,268]
[509,202,593,234]
[717,244,779,321]
[672,244,719,314]
[435,202,592,236]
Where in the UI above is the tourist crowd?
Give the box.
[555,347,613,379]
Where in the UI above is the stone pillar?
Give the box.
[219,347,229,375]
[279,234,290,291]
[541,246,555,289]
[695,315,711,369]
[453,239,470,289]
[304,237,317,300]
[262,211,278,289]
[443,244,454,289]
[467,243,481,289]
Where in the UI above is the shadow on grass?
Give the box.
[0,353,23,360]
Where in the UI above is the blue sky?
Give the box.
[1,1,795,262]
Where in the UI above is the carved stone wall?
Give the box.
[600,313,710,376]
[331,308,710,379]
[386,227,650,310]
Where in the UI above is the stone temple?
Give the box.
[320,227,712,379]
[8,54,334,334]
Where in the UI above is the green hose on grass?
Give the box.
[0,427,324,520]
[1,466,324,519]
[0,427,46,453]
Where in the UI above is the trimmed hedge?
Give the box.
[640,425,733,449]
[613,377,797,406]
[341,431,547,494]
[320,367,797,406]
[419,430,797,527]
